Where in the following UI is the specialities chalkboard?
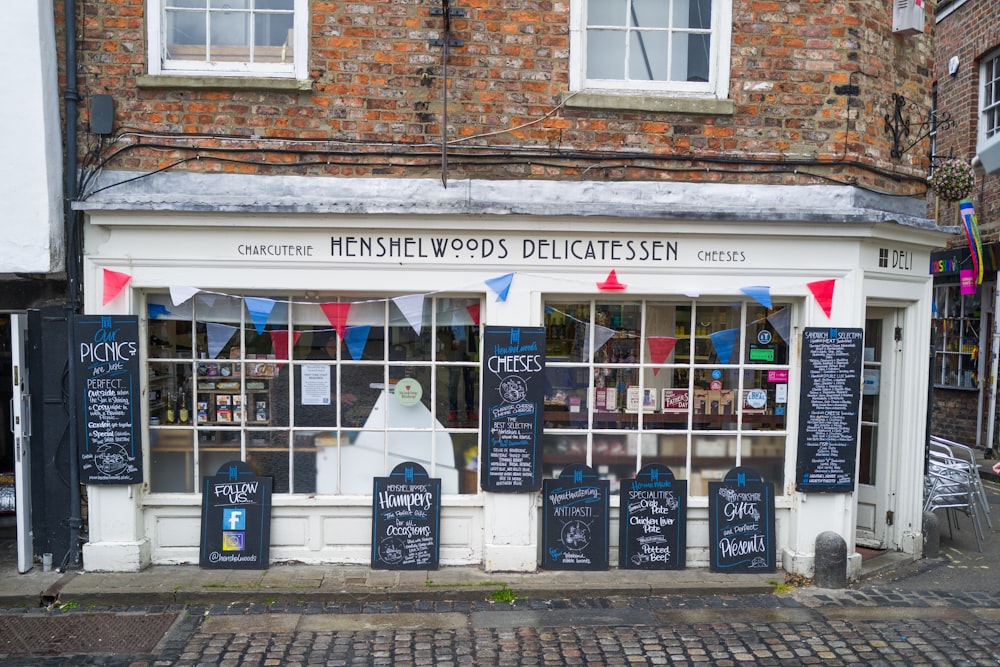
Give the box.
[200,460,272,569]
[371,462,440,570]
[709,466,775,573]
[542,463,609,570]
[619,464,687,570]
[795,327,863,493]
[75,314,142,485]
[480,326,545,492]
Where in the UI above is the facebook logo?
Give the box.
[223,508,245,531]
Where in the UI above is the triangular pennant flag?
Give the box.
[206,322,237,359]
[767,307,792,343]
[148,304,170,319]
[485,273,514,302]
[807,279,836,318]
[102,269,132,305]
[245,296,277,334]
[647,336,678,376]
[708,328,739,364]
[169,285,200,307]
[466,303,481,325]
[268,330,301,361]
[344,325,371,361]
[589,324,616,361]
[197,292,218,308]
[740,285,772,309]
[597,269,627,291]
[393,294,425,335]
[320,302,351,340]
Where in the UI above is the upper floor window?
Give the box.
[981,49,1000,146]
[570,0,732,98]
[147,0,308,78]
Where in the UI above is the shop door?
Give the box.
[10,314,33,572]
[856,308,901,549]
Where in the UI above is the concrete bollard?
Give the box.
[923,511,940,559]
[814,531,847,589]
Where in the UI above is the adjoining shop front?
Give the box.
[74,174,948,577]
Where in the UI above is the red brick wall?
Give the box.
[57,0,935,190]
[930,387,981,447]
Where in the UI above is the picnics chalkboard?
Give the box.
[709,466,775,573]
[75,314,142,485]
[199,460,272,569]
[480,326,546,492]
[619,464,687,570]
[542,463,609,570]
[371,462,441,570]
[795,327,864,493]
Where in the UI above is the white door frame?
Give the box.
[10,313,33,573]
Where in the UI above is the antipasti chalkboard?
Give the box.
[709,466,775,573]
[75,314,142,485]
[542,463,609,570]
[371,462,440,570]
[480,326,545,492]
[619,464,686,570]
[795,327,863,493]
[199,460,272,569]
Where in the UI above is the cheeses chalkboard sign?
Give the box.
[795,327,863,493]
[542,463,609,570]
[480,326,545,492]
[619,464,687,570]
[709,466,775,573]
[199,460,272,569]
[371,462,440,570]
[75,314,142,485]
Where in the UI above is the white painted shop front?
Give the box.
[75,174,948,577]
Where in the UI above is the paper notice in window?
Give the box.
[301,365,332,405]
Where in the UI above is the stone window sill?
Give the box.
[561,91,734,115]
[136,74,312,92]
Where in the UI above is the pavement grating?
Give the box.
[0,611,179,656]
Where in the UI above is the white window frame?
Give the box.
[147,0,308,79]
[569,0,732,99]
[980,48,1000,148]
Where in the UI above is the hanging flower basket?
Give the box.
[929,159,976,201]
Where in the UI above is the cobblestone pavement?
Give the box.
[2,588,999,666]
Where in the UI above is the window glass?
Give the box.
[982,52,1000,141]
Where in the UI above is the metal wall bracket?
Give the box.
[884,92,954,160]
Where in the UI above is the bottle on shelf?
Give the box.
[165,392,176,424]
[178,389,189,424]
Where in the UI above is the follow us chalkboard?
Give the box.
[74,314,142,485]
[796,327,863,493]
[709,466,775,573]
[480,326,545,492]
[542,463,609,570]
[200,460,272,569]
[371,462,440,570]
[619,464,687,570]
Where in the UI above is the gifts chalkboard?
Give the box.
[619,464,687,570]
[480,326,545,492]
[541,463,609,570]
[371,462,440,570]
[708,466,775,573]
[199,460,272,569]
[74,314,142,485]
[795,327,863,493]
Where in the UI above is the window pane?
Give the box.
[690,435,736,495]
[631,0,669,28]
[741,369,787,431]
[542,433,588,479]
[587,30,627,79]
[742,435,785,495]
[545,302,591,361]
[256,0,293,9]
[743,304,790,365]
[167,0,206,9]
[166,10,207,53]
[588,0,628,26]
[673,0,712,29]
[629,31,668,81]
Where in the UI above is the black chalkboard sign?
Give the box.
[75,314,142,485]
[795,327,864,493]
[480,326,545,492]
[371,462,440,570]
[619,464,687,570]
[709,466,775,573]
[199,460,272,569]
[542,463,609,570]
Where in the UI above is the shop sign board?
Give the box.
[542,463,609,570]
[618,464,687,570]
[709,466,775,573]
[371,462,440,570]
[199,460,272,569]
[796,327,863,493]
[480,326,545,492]
[74,314,142,485]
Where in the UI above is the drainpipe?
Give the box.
[63,0,82,569]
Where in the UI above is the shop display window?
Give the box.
[145,293,481,495]
[932,284,982,390]
[543,299,792,496]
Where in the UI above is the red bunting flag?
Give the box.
[320,302,351,339]
[807,279,836,318]
[466,302,481,325]
[102,269,132,305]
[268,330,301,361]
[596,270,627,291]
[647,336,678,376]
